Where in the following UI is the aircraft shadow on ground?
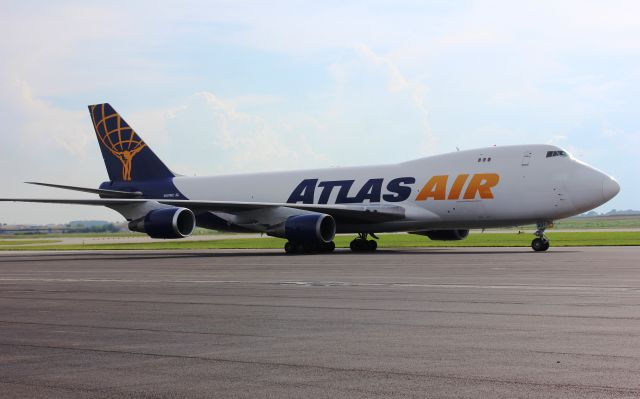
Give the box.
[0,248,580,262]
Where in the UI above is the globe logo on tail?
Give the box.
[90,104,146,181]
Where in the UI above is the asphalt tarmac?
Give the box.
[0,247,639,398]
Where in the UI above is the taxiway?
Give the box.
[0,247,639,398]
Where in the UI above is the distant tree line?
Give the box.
[581,209,640,217]
[67,223,121,233]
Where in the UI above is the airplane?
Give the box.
[0,103,620,254]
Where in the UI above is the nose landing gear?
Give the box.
[531,222,551,252]
[350,233,378,252]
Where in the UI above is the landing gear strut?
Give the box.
[531,222,551,252]
[284,241,335,254]
[350,233,378,253]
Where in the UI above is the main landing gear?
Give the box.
[531,222,551,252]
[350,233,378,253]
[284,241,335,254]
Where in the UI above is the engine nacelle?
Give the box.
[128,207,196,239]
[416,229,470,241]
[284,214,336,244]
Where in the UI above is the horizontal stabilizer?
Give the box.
[25,182,143,198]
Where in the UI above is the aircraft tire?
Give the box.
[297,243,310,253]
[324,241,336,253]
[350,240,360,252]
[284,242,296,254]
[531,237,549,252]
[350,239,366,252]
[367,240,377,251]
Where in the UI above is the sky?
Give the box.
[0,0,638,224]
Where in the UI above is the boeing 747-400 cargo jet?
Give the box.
[1,103,620,253]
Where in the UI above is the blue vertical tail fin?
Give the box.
[89,103,174,182]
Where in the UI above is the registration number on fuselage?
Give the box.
[287,173,499,204]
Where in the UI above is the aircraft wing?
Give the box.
[0,198,406,223]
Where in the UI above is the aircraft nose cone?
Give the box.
[566,162,619,213]
[602,176,620,202]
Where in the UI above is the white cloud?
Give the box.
[319,45,439,162]
[148,92,329,175]
[0,79,92,158]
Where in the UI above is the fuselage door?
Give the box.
[521,151,533,166]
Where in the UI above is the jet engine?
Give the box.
[128,207,196,239]
[414,229,470,241]
[284,214,336,244]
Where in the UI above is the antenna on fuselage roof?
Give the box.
[456,147,460,151]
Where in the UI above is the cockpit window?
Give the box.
[546,150,568,158]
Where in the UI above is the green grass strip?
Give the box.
[0,232,639,251]
[0,240,61,246]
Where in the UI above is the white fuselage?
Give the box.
[167,144,619,234]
